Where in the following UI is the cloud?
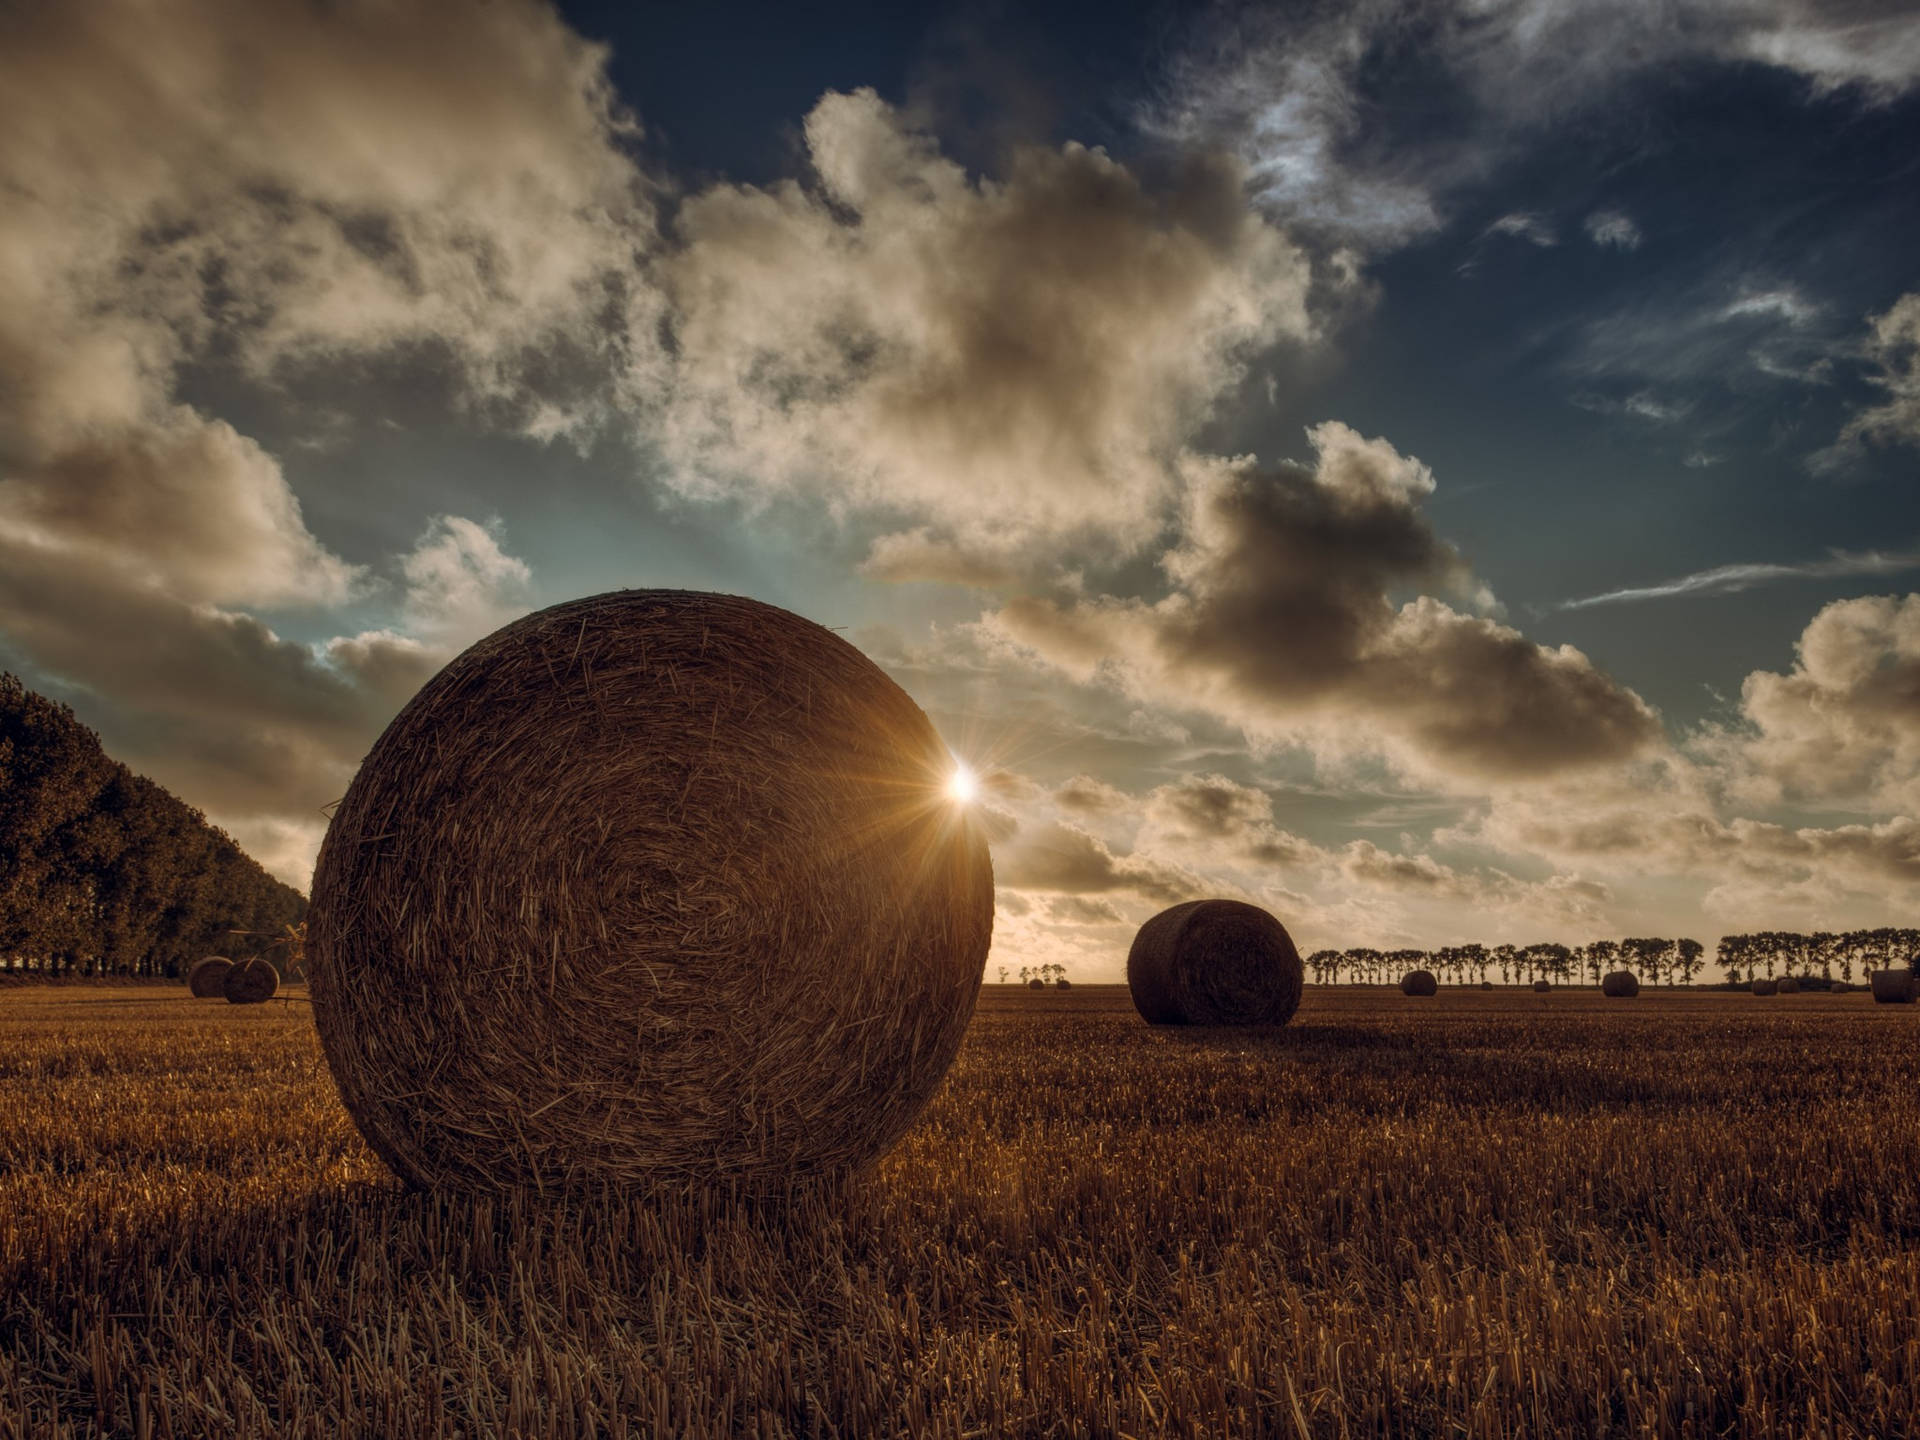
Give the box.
[988,423,1661,782]
[1584,210,1643,250]
[1152,1,1920,254]
[1053,774,1133,815]
[658,87,1312,572]
[1550,548,1920,611]
[1710,592,1920,813]
[992,818,1207,904]
[1488,212,1557,247]
[1823,292,1920,463]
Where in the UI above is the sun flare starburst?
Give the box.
[947,761,977,804]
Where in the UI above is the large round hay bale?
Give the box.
[187,956,232,998]
[1400,969,1438,997]
[1027,977,1045,989]
[1601,971,1640,998]
[1776,975,1800,995]
[1055,977,1072,991]
[1751,977,1778,996]
[223,957,279,1005]
[1126,899,1302,1026]
[1532,979,1551,993]
[308,590,993,1192]
[1830,980,1850,994]
[1870,969,1917,1004]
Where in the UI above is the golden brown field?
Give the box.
[2,984,1917,1439]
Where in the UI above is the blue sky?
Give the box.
[2,0,1916,976]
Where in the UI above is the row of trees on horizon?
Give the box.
[1306,930,1920,988]
[1,675,308,979]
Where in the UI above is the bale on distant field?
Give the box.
[1776,976,1800,995]
[1056,977,1072,991]
[1126,899,1303,1027]
[187,956,232,998]
[1480,980,1495,991]
[223,957,279,1005]
[1027,977,1045,989]
[1601,971,1640,998]
[1831,981,1850,993]
[1870,969,1917,1004]
[1752,977,1778,996]
[1400,969,1438,997]
[307,590,994,1193]
[1532,979,1551,993]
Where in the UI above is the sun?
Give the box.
[947,760,978,804]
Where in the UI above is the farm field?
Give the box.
[2,984,1917,1439]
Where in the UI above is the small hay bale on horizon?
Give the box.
[1532,979,1551,993]
[1126,899,1303,1027]
[187,956,232,998]
[223,957,279,1005]
[1870,969,1917,1004]
[1752,977,1779,996]
[1601,971,1640,998]
[1776,976,1800,995]
[1400,969,1438,997]
[307,589,994,1193]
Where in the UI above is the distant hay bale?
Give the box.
[308,590,994,1193]
[1830,981,1850,993]
[1532,979,1551,993]
[1056,977,1072,991]
[1480,980,1494,990]
[1776,976,1800,995]
[1870,969,1917,1005]
[1751,978,1778,996]
[222,957,279,1005]
[1601,971,1640,998]
[187,956,232,998]
[1400,969,1438,997]
[1126,899,1303,1026]
[1027,977,1045,989]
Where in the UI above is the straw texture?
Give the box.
[1399,970,1438,997]
[1602,971,1640,998]
[1126,900,1302,1027]
[307,590,993,1193]
[222,957,279,1004]
[187,956,232,998]
[1870,969,1916,1004]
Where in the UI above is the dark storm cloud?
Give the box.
[990,423,1660,782]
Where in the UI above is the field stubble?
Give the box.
[1,985,1917,1438]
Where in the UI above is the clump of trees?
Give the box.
[1716,930,1920,985]
[0,674,306,979]
[1305,938,1708,987]
[1020,963,1068,986]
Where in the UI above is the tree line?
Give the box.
[1306,931,1919,987]
[0,674,307,978]
[1715,929,1920,985]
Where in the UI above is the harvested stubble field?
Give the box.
[2,986,1917,1439]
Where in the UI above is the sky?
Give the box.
[2,0,1917,979]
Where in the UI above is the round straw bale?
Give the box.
[1027,977,1045,989]
[223,957,279,1005]
[1126,899,1302,1026]
[308,590,994,1192]
[1830,980,1850,993]
[1480,980,1494,990]
[187,956,232,998]
[1751,977,1778,996]
[1870,969,1917,1004]
[1399,969,1438,997]
[1776,976,1800,995]
[1056,977,1072,991]
[1532,979,1551,993]
[1601,970,1640,998]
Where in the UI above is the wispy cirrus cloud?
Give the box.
[1549,547,1920,612]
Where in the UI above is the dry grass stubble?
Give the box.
[1,985,1917,1438]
